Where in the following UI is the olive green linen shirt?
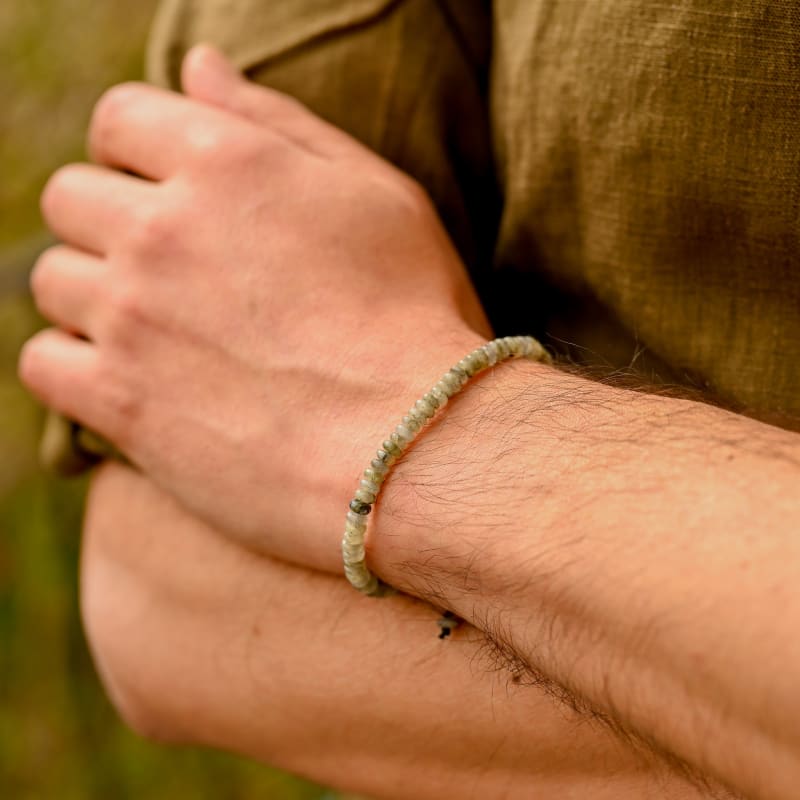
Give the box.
[150,0,800,418]
[44,0,800,472]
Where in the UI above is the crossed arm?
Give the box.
[84,462,721,800]
[20,46,800,799]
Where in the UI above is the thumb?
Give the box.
[181,44,242,108]
[181,44,352,156]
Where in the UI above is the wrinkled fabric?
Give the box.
[149,0,800,422]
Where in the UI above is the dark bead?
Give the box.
[350,499,372,515]
[436,610,461,640]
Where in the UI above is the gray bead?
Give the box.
[456,357,473,375]
[395,423,413,440]
[430,383,449,405]
[525,337,544,359]
[483,342,499,366]
[344,524,366,541]
[406,407,427,426]
[402,414,422,433]
[354,487,377,504]
[345,562,372,590]
[423,391,440,410]
[360,478,380,495]
[346,509,368,528]
[472,348,490,368]
[371,457,390,473]
[363,466,385,484]
[342,540,366,564]
[439,371,461,393]
[383,438,402,457]
[414,397,435,418]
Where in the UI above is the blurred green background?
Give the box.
[0,4,339,798]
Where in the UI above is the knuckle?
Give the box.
[185,122,230,161]
[125,204,178,256]
[89,82,144,157]
[186,121,258,167]
[105,279,149,334]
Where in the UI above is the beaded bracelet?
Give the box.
[342,335,551,597]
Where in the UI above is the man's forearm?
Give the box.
[371,359,800,800]
[84,464,725,800]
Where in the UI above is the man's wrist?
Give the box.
[366,354,562,605]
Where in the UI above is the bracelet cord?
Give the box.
[342,335,551,597]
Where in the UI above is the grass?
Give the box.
[0,3,331,797]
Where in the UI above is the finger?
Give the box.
[88,81,263,179]
[30,244,106,336]
[41,163,155,254]
[181,44,356,158]
[18,328,106,432]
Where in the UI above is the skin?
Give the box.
[19,45,799,798]
[83,461,717,800]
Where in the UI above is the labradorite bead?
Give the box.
[415,397,435,417]
[474,348,490,366]
[349,499,372,515]
[344,524,364,542]
[342,541,366,564]
[344,563,371,590]
[363,466,385,483]
[383,439,402,456]
[389,432,408,450]
[362,575,381,596]
[354,487,377,504]
[346,509,368,527]
[440,372,461,393]
[360,478,380,495]
[423,391,440,410]
[376,449,395,466]
[431,383,449,404]
[449,366,468,384]
[406,407,426,426]
[402,414,422,433]
[483,343,499,365]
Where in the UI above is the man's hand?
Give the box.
[19,46,491,571]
